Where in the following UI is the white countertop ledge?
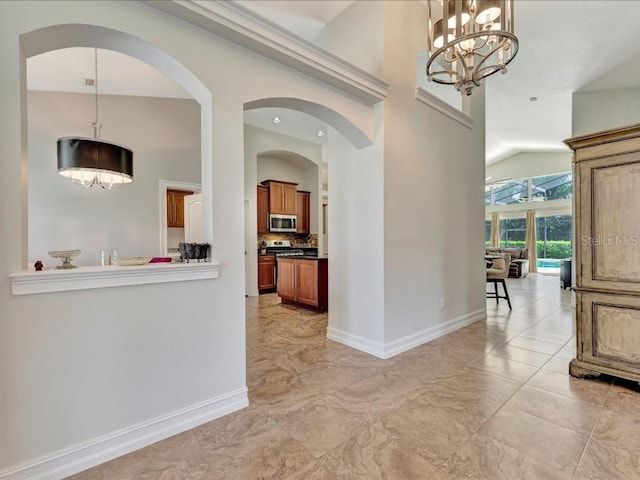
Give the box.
[9,262,219,295]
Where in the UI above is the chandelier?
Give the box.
[426,0,518,96]
[57,48,133,189]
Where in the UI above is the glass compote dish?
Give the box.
[48,249,81,269]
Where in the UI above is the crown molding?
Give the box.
[415,87,473,129]
[144,0,388,104]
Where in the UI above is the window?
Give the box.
[485,172,572,206]
[531,173,572,201]
[536,215,572,259]
[492,180,528,205]
[499,218,526,248]
[485,220,491,245]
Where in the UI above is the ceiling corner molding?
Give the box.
[415,87,474,129]
[144,0,388,104]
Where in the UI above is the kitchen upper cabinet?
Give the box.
[296,191,310,234]
[277,257,328,312]
[257,185,269,234]
[565,123,640,383]
[258,255,276,291]
[263,180,297,215]
[167,189,193,228]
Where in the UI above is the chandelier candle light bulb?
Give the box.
[426,0,518,95]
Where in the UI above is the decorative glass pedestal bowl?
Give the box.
[48,249,81,269]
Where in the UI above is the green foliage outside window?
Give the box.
[485,240,572,259]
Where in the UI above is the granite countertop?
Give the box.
[278,255,328,260]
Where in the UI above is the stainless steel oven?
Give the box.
[269,214,297,232]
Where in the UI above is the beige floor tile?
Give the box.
[441,432,571,480]
[379,400,475,466]
[283,461,339,480]
[591,409,640,452]
[100,431,211,480]
[273,396,368,458]
[525,369,612,406]
[573,438,640,480]
[604,379,640,418]
[488,344,552,367]
[466,354,539,383]
[318,422,439,480]
[506,335,563,355]
[70,275,635,480]
[202,425,315,479]
[481,406,589,474]
[541,354,572,375]
[506,385,601,434]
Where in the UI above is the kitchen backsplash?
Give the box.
[258,233,317,247]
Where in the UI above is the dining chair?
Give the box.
[486,252,512,310]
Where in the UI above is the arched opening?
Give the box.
[19,24,213,266]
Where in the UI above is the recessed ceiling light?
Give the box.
[529,97,538,102]
[272,117,281,124]
[316,130,326,137]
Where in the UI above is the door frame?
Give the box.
[159,179,201,255]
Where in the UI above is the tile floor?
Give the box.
[69,274,640,479]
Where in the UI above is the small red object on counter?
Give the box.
[149,257,172,263]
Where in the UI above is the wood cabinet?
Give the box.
[167,189,193,228]
[565,124,640,382]
[258,255,276,291]
[296,191,310,234]
[257,185,269,234]
[277,257,328,312]
[262,180,297,215]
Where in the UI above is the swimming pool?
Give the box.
[537,258,561,269]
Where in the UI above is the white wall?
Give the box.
[486,151,572,181]
[572,85,640,136]
[380,1,486,346]
[327,113,386,349]
[326,0,384,78]
[0,1,378,476]
[28,91,200,266]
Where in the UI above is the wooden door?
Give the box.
[277,258,297,300]
[257,185,269,234]
[296,260,318,307]
[296,191,310,234]
[184,193,203,242]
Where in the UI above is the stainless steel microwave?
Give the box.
[270,214,297,232]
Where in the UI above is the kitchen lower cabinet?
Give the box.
[258,255,276,291]
[277,257,328,312]
[565,123,640,382]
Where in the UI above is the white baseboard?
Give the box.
[0,388,248,480]
[326,327,386,358]
[327,309,486,359]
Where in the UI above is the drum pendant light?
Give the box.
[57,48,133,189]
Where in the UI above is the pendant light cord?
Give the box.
[92,47,102,139]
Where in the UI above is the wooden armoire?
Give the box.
[564,124,640,382]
